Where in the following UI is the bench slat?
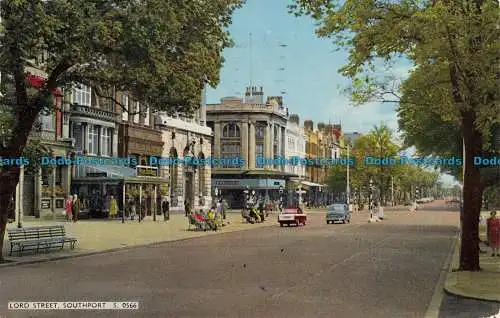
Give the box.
[7,225,77,256]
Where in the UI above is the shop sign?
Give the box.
[137,165,158,177]
[87,172,107,177]
[41,199,51,209]
[55,199,64,209]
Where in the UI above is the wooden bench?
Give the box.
[7,225,77,256]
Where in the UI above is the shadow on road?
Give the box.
[439,293,500,318]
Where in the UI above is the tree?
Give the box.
[291,0,500,271]
[0,0,243,262]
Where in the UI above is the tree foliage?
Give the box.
[291,0,499,270]
[0,0,243,262]
[328,125,439,205]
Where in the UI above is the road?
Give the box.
[0,202,470,318]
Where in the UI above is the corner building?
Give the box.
[206,86,297,208]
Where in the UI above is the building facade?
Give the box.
[156,89,212,212]
[206,86,294,208]
[285,114,307,181]
[117,91,168,219]
[68,83,123,216]
[21,68,73,219]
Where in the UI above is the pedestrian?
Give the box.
[184,199,191,217]
[129,199,136,220]
[216,199,222,219]
[162,199,170,221]
[487,211,500,257]
[65,195,73,222]
[108,195,118,219]
[72,194,80,222]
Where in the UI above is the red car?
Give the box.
[278,207,307,227]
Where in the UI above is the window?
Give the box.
[221,143,240,168]
[256,124,265,139]
[72,125,83,151]
[72,84,91,106]
[222,123,240,137]
[101,128,112,156]
[55,165,62,185]
[87,124,99,155]
[40,113,54,131]
[256,144,264,168]
[120,93,129,121]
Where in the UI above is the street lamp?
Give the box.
[369,178,374,218]
[279,185,284,210]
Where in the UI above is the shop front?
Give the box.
[71,160,169,219]
[211,178,286,208]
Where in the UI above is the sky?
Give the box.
[206,0,456,185]
[206,0,409,133]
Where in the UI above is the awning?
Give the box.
[300,181,325,187]
[73,164,136,179]
[73,163,169,184]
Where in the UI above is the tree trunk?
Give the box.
[0,104,39,262]
[0,169,21,262]
[459,111,483,271]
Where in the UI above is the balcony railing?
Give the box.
[30,129,55,140]
[71,104,118,122]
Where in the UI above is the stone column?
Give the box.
[65,165,71,197]
[82,123,88,153]
[249,121,256,168]
[34,168,41,218]
[51,168,56,217]
[96,125,102,156]
[214,122,221,158]
[270,122,275,158]
[241,122,248,168]
[264,122,271,159]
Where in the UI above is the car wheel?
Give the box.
[279,222,283,227]
[326,221,330,224]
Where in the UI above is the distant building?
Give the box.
[156,88,213,212]
[206,86,295,208]
[284,114,306,181]
[343,132,361,146]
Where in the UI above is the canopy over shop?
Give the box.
[71,163,169,218]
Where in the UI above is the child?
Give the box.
[487,211,500,257]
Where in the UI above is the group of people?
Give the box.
[64,195,81,222]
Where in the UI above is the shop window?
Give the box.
[55,164,62,186]
[41,167,51,186]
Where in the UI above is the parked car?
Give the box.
[326,204,350,224]
[278,206,307,227]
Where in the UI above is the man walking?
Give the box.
[162,199,170,221]
[184,199,191,217]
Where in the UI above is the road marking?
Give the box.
[270,235,393,300]
[424,232,459,318]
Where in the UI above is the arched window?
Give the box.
[221,123,241,168]
[222,123,240,138]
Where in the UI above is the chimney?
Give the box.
[304,120,313,132]
[289,114,300,124]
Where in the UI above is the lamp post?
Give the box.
[369,178,374,219]
[243,186,249,208]
[279,185,284,211]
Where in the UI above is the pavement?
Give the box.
[0,204,463,317]
[1,211,281,265]
[443,211,500,303]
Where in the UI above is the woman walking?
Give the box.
[72,194,80,222]
[487,211,500,257]
[108,195,118,218]
[65,195,73,222]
